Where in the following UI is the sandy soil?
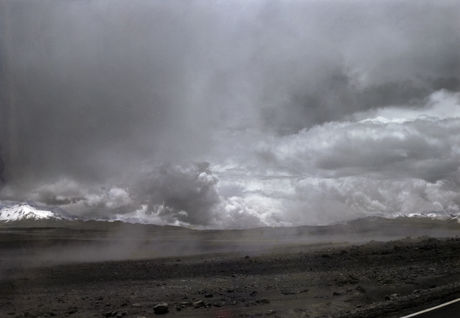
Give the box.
[1,225,460,318]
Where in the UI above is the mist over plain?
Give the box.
[1,0,460,228]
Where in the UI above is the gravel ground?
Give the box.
[1,233,460,318]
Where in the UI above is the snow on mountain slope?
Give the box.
[392,210,459,221]
[0,201,458,225]
[0,203,64,222]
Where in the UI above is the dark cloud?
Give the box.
[1,0,460,227]
[131,162,221,226]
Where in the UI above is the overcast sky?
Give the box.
[1,0,460,227]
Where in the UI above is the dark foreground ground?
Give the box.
[0,218,459,318]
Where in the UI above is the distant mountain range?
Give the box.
[0,201,459,244]
[0,201,458,226]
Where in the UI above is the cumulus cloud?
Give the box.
[225,90,460,225]
[130,163,221,226]
[1,1,460,227]
[258,90,460,180]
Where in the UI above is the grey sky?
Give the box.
[1,0,459,227]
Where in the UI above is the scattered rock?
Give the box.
[356,285,366,293]
[153,302,169,315]
[67,307,78,315]
[193,300,205,308]
[385,293,399,301]
[281,290,296,295]
[104,311,126,317]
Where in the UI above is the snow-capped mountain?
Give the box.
[0,203,65,222]
[0,200,458,226]
[391,210,459,221]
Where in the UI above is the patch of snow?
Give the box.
[391,210,459,221]
[0,203,62,222]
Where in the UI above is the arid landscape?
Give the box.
[2,1,460,317]
[1,218,459,318]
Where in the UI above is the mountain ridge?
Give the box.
[0,203,67,222]
[0,201,459,230]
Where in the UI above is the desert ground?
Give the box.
[0,218,459,318]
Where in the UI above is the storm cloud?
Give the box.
[1,0,459,227]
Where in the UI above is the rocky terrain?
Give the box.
[0,218,459,318]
